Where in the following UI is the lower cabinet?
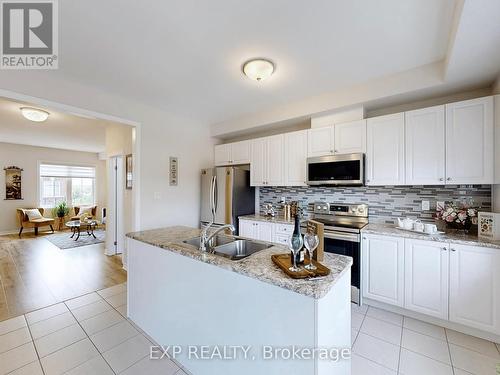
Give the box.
[404,239,449,320]
[238,219,293,244]
[362,234,500,335]
[449,244,500,334]
[361,234,405,307]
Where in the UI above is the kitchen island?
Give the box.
[126,226,352,375]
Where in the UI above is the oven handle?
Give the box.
[324,232,360,243]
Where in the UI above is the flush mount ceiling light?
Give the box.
[242,58,275,82]
[20,107,49,122]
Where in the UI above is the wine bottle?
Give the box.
[290,212,304,265]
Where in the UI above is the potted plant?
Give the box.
[436,202,478,233]
[52,202,69,230]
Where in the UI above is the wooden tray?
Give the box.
[271,254,330,279]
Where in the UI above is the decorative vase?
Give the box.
[446,220,473,233]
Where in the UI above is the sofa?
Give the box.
[17,208,55,237]
[70,205,97,221]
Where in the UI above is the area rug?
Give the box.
[45,229,106,249]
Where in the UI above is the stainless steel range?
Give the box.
[304,201,368,305]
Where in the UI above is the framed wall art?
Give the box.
[126,154,133,189]
[4,166,23,200]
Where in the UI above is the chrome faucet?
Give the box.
[200,223,236,252]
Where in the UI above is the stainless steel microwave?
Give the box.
[306,153,364,186]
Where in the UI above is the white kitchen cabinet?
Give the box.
[445,96,494,184]
[334,119,366,154]
[284,130,307,186]
[362,234,405,307]
[404,239,449,320]
[214,144,232,166]
[449,243,500,334]
[307,127,334,157]
[257,222,274,242]
[214,141,251,166]
[238,220,256,239]
[250,135,284,187]
[405,106,446,185]
[366,113,405,186]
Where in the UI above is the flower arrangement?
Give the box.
[436,202,478,231]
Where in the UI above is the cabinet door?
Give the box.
[446,97,494,184]
[214,144,231,166]
[404,239,449,319]
[284,130,307,186]
[449,244,500,334]
[334,120,366,154]
[230,140,251,165]
[307,127,334,157]
[250,138,267,187]
[362,234,405,307]
[257,222,273,242]
[405,106,445,185]
[266,135,285,186]
[366,113,405,185]
[238,220,255,239]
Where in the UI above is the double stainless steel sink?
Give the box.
[183,235,272,260]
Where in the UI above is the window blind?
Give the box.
[39,164,95,178]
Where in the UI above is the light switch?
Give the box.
[421,200,430,211]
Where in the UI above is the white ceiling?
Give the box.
[0,97,114,153]
[0,0,499,139]
[56,0,458,124]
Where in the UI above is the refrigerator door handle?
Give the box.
[214,175,219,215]
[210,176,216,220]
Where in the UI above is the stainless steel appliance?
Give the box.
[303,201,368,304]
[200,167,255,234]
[306,153,364,186]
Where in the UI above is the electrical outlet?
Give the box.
[154,192,161,200]
[280,196,286,203]
[421,200,430,211]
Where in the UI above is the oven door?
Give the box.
[307,153,364,186]
[323,231,361,304]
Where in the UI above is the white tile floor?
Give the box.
[0,283,186,375]
[351,304,500,375]
[2,285,499,375]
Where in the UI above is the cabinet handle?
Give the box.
[334,150,338,153]
[362,237,367,240]
[441,247,447,251]
[330,150,334,154]
[366,179,370,183]
[447,177,451,181]
[450,248,456,252]
[439,178,444,181]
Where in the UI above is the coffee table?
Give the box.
[66,220,99,241]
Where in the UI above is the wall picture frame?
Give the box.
[125,154,133,189]
[4,166,23,200]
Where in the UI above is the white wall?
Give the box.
[493,93,500,212]
[0,142,106,233]
[0,73,215,232]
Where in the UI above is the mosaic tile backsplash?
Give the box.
[259,185,492,224]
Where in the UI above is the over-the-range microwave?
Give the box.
[306,153,364,186]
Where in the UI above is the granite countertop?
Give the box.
[239,214,294,225]
[126,226,352,299]
[362,223,500,250]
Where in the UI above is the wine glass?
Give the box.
[304,233,319,270]
[287,234,303,272]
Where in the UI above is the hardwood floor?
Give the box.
[0,231,126,322]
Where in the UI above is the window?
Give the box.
[39,164,96,208]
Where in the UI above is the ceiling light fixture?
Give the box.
[242,58,275,82]
[20,107,50,122]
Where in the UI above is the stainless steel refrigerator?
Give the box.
[200,167,255,234]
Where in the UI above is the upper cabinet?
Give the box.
[250,135,284,187]
[284,130,307,186]
[307,120,366,157]
[445,97,494,184]
[334,119,367,154]
[405,106,446,185]
[214,140,251,166]
[366,113,405,186]
[307,126,334,157]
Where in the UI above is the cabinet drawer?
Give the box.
[275,224,293,235]
[274,234,291,245]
